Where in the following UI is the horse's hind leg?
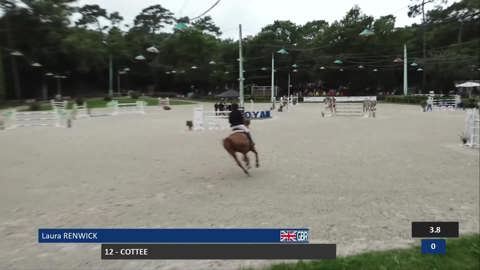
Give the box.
[224,139,250,176]
[251,146,260,168]
[243,153,251,169]
[232,152,249,176]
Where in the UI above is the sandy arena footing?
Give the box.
[0,103,478,270]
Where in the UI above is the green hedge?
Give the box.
[463,97,480,108]
[384,96,427,104]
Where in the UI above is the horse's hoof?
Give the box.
[256,164,260,168]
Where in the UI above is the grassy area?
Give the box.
[383,95,428,105]
[249,234,479,270]
[79,97,195,108]
[10,97,196,111]
[0,100,25,110]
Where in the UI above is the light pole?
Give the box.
[54,75,67,96]
[238,24,245,108]
[403,44,408,96]
[102,41,114,97]
[117,68,129,94]
[109,54,113,97]
[271,53,275,104]
[146,46,160,93]
[287,72,291,97]
[9,50,23,99]
[0,49,5,101]
[117,71,124,95]
[288,64,299,97]
[31,62,44,100]
[44,73,54,100]
[288,68,298,97]
[271,48,288,107]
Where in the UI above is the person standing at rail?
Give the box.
[218,102,225,115]
[214,102,219,115]
[426,95,433,112]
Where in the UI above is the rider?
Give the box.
[229,103,255,146]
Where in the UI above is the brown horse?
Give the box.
[223,120,260,176]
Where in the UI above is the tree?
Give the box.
[133,4,174,35]
[0,0,477,99]
[76,4,108,31]
[300,20,329,41]
[260,20,300,44]
[1,1,24,99]
[21,0,75,24]
[109,11,123,28]
[192,16,221,36]
[373,15,395,36]
[408,0,448,91]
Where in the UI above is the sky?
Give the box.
[76,0,455,39]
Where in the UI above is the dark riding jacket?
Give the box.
[229,110,244,127]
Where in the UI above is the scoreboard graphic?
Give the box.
[38,228,335,260]
[279,230,309,243]
[412,222,459,255]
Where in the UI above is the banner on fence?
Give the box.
[244,111,272,119]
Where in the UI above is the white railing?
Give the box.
[108,100,146,115]
[1,109,71,129]
[304,96,377,103]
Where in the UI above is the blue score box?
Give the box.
[421,239,446,255]
[38,228,309,244]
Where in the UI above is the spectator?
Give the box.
[219,102,225,114]
[426,96,434,112]
[455,94,463,110]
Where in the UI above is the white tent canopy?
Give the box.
[456,81,480,88]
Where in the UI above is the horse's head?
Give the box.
[244,118,251,127]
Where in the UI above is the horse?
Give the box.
[222,119,260,176]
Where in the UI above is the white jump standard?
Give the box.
[192,106,230,131]
[464,108,480,148]
[50,100,68,114]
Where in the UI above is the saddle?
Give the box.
[231,127,247,134]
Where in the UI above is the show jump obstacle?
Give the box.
[278,95,299,111]
[158,98,170,106]
[193,106,231,131]
[433,97,458,111]
[464,108,479,148]
[72,102,90,119]
[108,100,146,115]
[424,92,461,111]
[192,105,273,131]
[1,100,71,130]
[303,96,377,118]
